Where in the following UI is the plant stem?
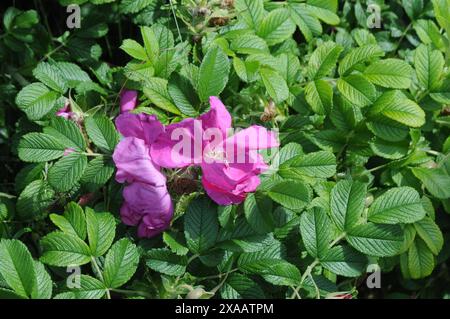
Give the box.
[355,162,391,178]
[290,285,302,299]
[367,163,391,173]
[329,233,346,248]
[310,273,321,299]
[392,22,412,54]
[290,233,346,299]
[421,149,443,157]
[290,259,319,299]
[40,43,66,63]
[0,192,16,199]
[173,254,199,292]
[210,268,233,294]
[6,66,30,87]
[197,268,238,281]
[81,152,108,157]
[91,257,111,299]
[35,0,53,39]
[415,87,430,103]
[111,288,152,298]
[169,0,183,42]
[187,254,199,264]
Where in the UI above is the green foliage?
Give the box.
[18,133,66,163]
[48,152,88,192]
[367,187,426,224]
[198,46,230,102]
[0,240,37,298]
[330,180,366,232]
[184,198,219,254]
[85,115,120,153]
[345,223,404,257]
[1,0,450,300]
[38,203,139,298]
[300,207,332,259]
[103,239,140,288]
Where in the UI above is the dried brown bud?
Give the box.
[169,177,198,196]
[198,7,211,16]
[78,193,95,206]
[260,100,277,122]
[221,0,234,9]
[441,107,450,116]
[260,113,272,122]
[192,34,203,43]
[209,17,230,27]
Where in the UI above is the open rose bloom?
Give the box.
[151,97,279,205]
[113,96,278,237]
[113,113,173,238]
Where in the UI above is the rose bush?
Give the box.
[1,0,450,299]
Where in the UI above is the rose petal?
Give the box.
[122,182,172,215]
[115,113,164,145]
[151,118,200,168]
[137,212,172,238]
[201,176,247,205]
[113,137,166,186]
[225,125,279,152]
[120,90,138,113]
[200,96,232,138]
[120,202,142,226]
[151,97,232,168]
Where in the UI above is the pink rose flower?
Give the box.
[151,97,279,205]
[120,90,138,113]
[115,112,163,147]
[113,112,173,238]
[56,100,76,120]
[120,182,173,237]
[113,137,165,186]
